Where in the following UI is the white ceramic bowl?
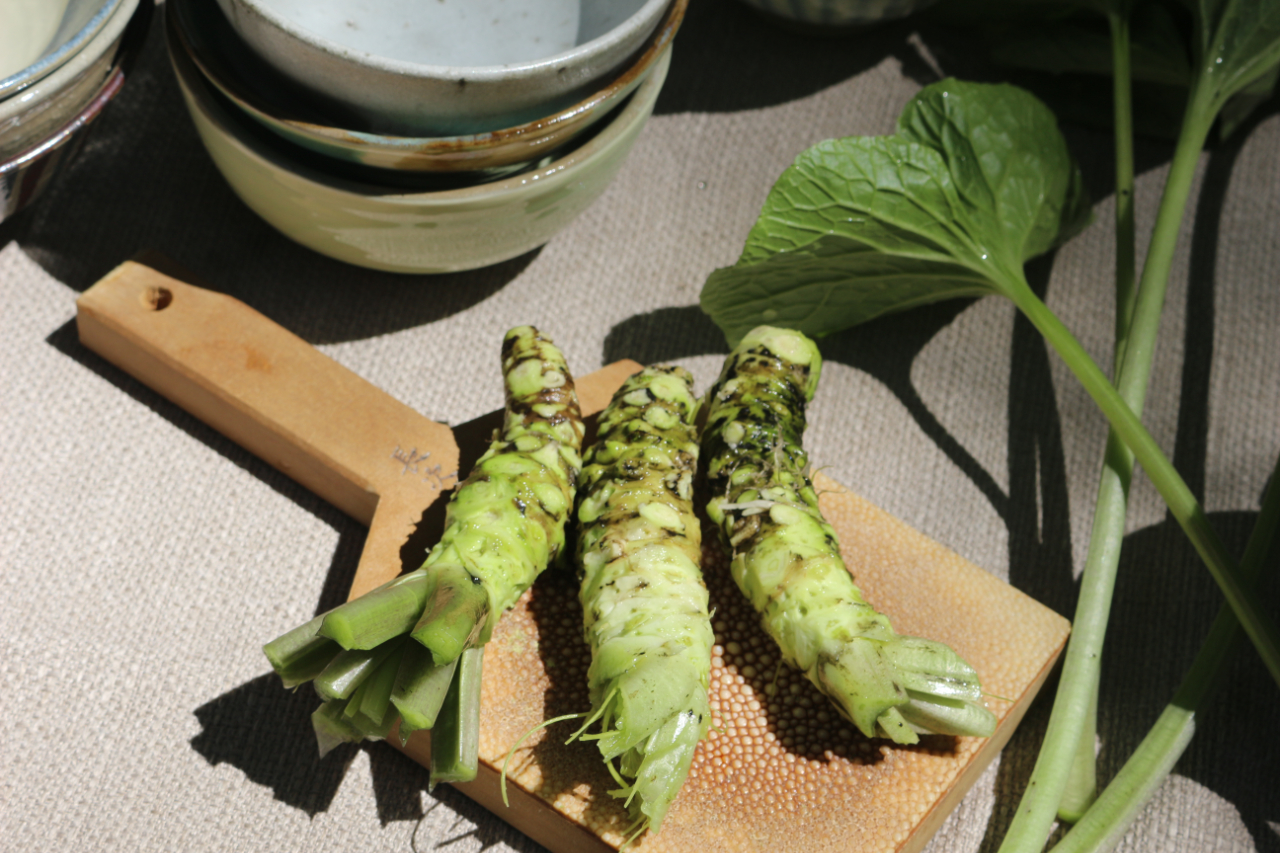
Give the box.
[0,0,140,159]
[0,0,124,98]
[2,0,150,222]
[168,16,672,274]
[172,0,684,175]
[212,0,672,137]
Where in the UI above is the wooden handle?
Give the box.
[75,259,640,598]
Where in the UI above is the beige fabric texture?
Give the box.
[2,2,1278,852]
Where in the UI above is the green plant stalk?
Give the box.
[1002,272,1280,671]
[411,563,491,665]
[312,699,363,757]
[1050,456,1280,853]
[263,613,342,689]
[429,647,484,785]
[995,68,1280,711]
[1060,671,1100,820]
[343,679,370,719]
[1033,432,1132,832]
[997,220,1276,853]
[1108,9,1138,364]
[999,70,1278,849]
[1059,7,1137,824]
[357,643,404,728]
[999,12,1150,839]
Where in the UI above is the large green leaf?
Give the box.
[702,80,1091,347]
[698,235,993,341]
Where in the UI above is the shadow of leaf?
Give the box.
[982,115,1280,850]
[1101,511,1280,853]
[818,296,1014,520]
[656,0,929,116]
[601,304,729,366]
[1003,253,1076,620]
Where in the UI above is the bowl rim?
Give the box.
[0,0,127,99]
[179,0,686,149]
[219,0,673,81]
[2,0,150,226]
[0,0,141,123]
[171,24,671,206]
[170,0,684,164]
[0,67,124,175]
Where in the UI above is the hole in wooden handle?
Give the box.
[143,286,173,311]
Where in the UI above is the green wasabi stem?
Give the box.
[307,326,583,663]
[341,676,399,741]
[410,564,490,666]
[392,641,461,741]
[312,699,364,758]
[409,324,585,663]
[703,327,996,744]
[1051,459,1280,853]
[351,706,398,741]
[429,647,484,786]
[574,366,713,834]
[353,642,405,739]
[313,637,404,703]
[1001,0,1280,700]
[318,570,432,651]
[343,679,370,719]
[1105,6,1137,370]
[1003,270,1280,682]
[263,613,341,689]
[308,324,584,665]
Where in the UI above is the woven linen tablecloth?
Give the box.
[2,2,1278,851]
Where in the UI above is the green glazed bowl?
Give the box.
[167,11,671,274]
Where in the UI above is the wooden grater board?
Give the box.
[76,258,1070,853]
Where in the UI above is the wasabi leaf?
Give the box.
[1217,57,1279,139]
[1194,0,1280,112]
[701,79,1092,347]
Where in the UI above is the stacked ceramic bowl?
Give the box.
[0,0,153,222]
[165,0,685,273]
